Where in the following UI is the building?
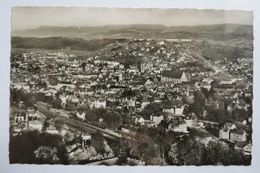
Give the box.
[161,71,189,83]
[94,99,107,109]
[135,116,145,126]
[127,66,140,74]
[141,63,153,73]
[28,120,43,131]
[14,112,27,124]
[46,125,59,134]
[163,105,185,116]
[141,97,150,110]
[234,141,246,151]
[200,78,213,91]
[230,129,247,142]
[81,134,91,148]
[219,123,236,140]
[150,114,164,125]
[76,111,86,121]
[243,143,252,155]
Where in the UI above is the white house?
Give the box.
[76,111,86,121]
[219,123,236,140]
[135,117,145,126]
[94,99,107,109]
[46,125,59,134]
[28,120,43,131]
[150,115,164,125]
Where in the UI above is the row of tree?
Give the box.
[114,126,251,165]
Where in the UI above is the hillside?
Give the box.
[11,37,125,51]
[12,24,253,40]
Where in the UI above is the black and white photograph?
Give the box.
[8,6,253,166]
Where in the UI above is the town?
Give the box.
[9,37,253,165]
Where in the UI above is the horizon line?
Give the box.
[12,23,253,32]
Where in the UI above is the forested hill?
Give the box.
[11,37,125,51]
[12,24,253,40]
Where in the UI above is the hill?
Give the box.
[12,24,253,40]
[11,37,126,51]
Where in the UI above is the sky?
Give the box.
[12,7,253,31]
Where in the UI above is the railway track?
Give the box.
[34,103,122,140]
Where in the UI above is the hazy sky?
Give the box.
[12,7,253,31]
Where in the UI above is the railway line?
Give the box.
[34,103,122,140]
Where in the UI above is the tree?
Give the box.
[65,102,77,111]
[207,107,229,123]
[80,62,87,71]
[105,111,122,129]
[53,97,62,109]
[121,89,136,98]
[117,139,130,165]
[48,77,58,86]
[34,146,60,164]
[192,91,206,117]
[140,103,162,119]
[185,142,204,165]
[91,131,105,154]
[168,143,179,165]
[36,81,47,89]
[203,141,250,165]
[9,130,68,164]
[54,118,64,131]
[176,136,204,165]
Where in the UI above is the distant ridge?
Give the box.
[12,24,253,40]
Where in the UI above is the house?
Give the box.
[169,123,189,134]
[185,114,203,128]
[200,78,213,91]
[166,115,189,133]
[28,120,43,131]
[243,143,252,155]
[94,99,107,109]
[76,111,86,121]
[14,112,27,124]
[175,106,185,115]
[46,125,59,134]
[141,97,150,110]
[234,141,252,155]
[145,120,157,127]
[163,105,185,116]
[135,116,145,126]
[234,141,246,151]
[127,66,140,74]
[105,61,120,68]
[154,97,162,103]
[27,110,39,121]
[141,63,153,73]
[69,95,80,104]
[161,71,189,83]
[81,133,91,147]
[219,123,236,140]
[230,129,247,142]
[126,98,136,107]
[12,125,23,134]
[27,106,36,112]
[150,114,164,125]
[144,79,154,90]
[98,117,104,123]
